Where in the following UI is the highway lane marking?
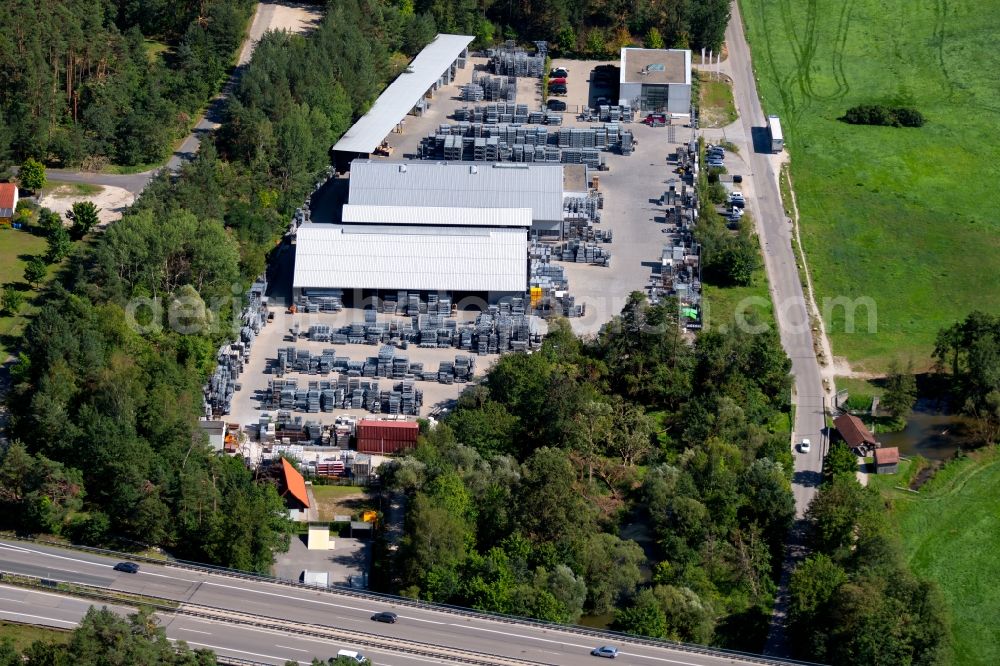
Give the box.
[398,615,446,625]
[178,628,212,635]
[0,610,78,626]
[276,644,309,652]
[0,582,109,605]
[181,640,302,663]
[0,542,204,585]
[449,624,712,666]
[201,581,372,613]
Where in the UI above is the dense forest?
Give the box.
[1,0,402,570]
[788,447,949,663]
[417,0,731,54]
[0,0,255,167]
[0,607,216,665]
[379,301,796,650]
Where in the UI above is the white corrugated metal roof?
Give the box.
[341,204,532,228]
[333,34,473,154]
[348,161,565,222]
[293,224,527,293]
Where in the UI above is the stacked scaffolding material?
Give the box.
[453,105,562,126]
[471,70,517,101]
[423,122,618,166]
[558,240,611,267]
[489,42,545,78]
[204,272,270,417]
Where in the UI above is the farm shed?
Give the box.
[834,413,878,451]
[873,447,900,475]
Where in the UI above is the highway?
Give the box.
[0,539,796,666]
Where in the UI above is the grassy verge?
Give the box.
[310,484,373,522]
[697,74,738,128]
[740,0,1000,371]
[702,267,773,331]
[43,181,104,197]
[876,447,1000,664]
[0,621,70,652]
[0,228,50,358]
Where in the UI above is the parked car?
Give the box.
[113,562,139,574]
[799,438,812,454]
[371,611,398,624]
[729,191,745,203]
[548,77,567,86]
[548,84,567,96]
[732,174,743,183]
[550,67,569,77]
[591,646,619,659]
[546,99,567,111]
[707,148,725,158]
[707,160,725,169]
[643,113,667,127]
[595,96,609,106]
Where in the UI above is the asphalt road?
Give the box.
[721,0,827,654]
[0,583,448,666]
[0,540,794,666]
[42,2,296,195]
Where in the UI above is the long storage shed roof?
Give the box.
[293,224,527,293]
[348,161,565,222]
[341,204,532,228]
[332,34,473,155]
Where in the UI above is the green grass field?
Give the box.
[703,267,774,332]
[740,0,1000,371]
[878,448,1000,665]
[0,228,49,358]
[698,75,738,128]
[0,621,70,652]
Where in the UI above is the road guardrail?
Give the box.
[0,535,821,666]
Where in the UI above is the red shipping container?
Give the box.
[356,420,419,454]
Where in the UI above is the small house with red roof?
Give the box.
[873,447,900,475]
[0,183,18,225]
[279,457,311,518]
[833,413,878,454]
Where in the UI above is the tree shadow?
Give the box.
[792,468,824,488]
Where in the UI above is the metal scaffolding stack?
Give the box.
[558,240,612,267]
[489,42,546,78]
[204,272,271,417]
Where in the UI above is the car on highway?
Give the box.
[591,645,619,658]
[547,99,567,111]
[799,438,812,454]
[113,562,139,574]
[371,611,398,624]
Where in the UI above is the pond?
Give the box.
[877,399,979,461]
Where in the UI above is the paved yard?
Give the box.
[273,529,369,588]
